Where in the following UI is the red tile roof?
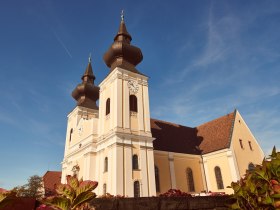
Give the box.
[197,112,235,154]
[151,111,236,155]
[43,171,61,196]
[0,188,8,193]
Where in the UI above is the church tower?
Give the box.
[61,57,100,184]
[96,14,156,197]
[61,13,156,197]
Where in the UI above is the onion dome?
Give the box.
[103,12,143,73]
[72,56,99,109]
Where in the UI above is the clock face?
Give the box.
[127,80,139,93]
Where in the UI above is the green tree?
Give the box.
[12,175,43,199]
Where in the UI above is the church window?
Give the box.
[248,141,253,150]
[129,95,138,112]
[248,163,255,172]
[186,168,195,192]
[214,166,224,189]
[106,98,110,115]
[239,139,244,149]
[104,157,108,172]
[155,166,160,192]
[134,181,140,197]
[103,183,107,195]
[69,128,73,142]
[132,154,139,170]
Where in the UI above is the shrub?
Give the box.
[159,189,192,197]
[42,175,98,210]
[229,146,280,209]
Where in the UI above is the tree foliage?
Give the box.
[43,175,98,210]
[12,175,43,199]
[229,146,280,209]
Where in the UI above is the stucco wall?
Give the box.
[231,111,264,177]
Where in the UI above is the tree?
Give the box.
[12,175,43,199]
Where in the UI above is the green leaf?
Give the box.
[44,197,71,210]
[71,191,95,209]
[56,184,75,202]
[229,202,240,209]
[272,194,280,199]
[67,176,79,190]
[76,181,98,197]
[262,196,272,205]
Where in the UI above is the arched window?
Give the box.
[248,163,255,172]
[103,183,106,195]
[129,95,137,112]
[214,166,224,189]
[134,181,140,197]
[106,98,110,115]
[104,157,108,172]
[155,166,160,192]
[69,128,73,142]
[186,168,195,192]
[132,154,139,170]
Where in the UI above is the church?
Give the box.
[60,15,264,197]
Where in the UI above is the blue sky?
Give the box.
[0,0,280,189]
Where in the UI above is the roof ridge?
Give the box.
[227,109,237,147]
[151,118,193,128]
[197,111,235,128]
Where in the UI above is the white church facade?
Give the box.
[61,16,264,197]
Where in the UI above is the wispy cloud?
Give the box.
[53,30,72,58]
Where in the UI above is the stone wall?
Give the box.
[90,196,231,210]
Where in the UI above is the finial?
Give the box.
[121,9,124,21]
[88,53,92,63]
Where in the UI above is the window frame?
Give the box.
[129,95,138,113]
[155,166,160,192]
[186,167,195,192]
[105,98,110,115]
[132,154,139,170]
[104,157,108,172]
[214,166,224,190]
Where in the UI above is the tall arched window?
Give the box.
[106,98,110,115]
[69,128,73,142]
[129,95,137,112]
[248,163,255,172]
[132,154,139,170]
[155,166,160,192]
[186,168,195,192]
[214,166,224,189]
[134,181,140,197]
[104,157,108,172]
[103,183,107,195]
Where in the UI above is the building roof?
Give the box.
[0,188,8,193]
[151,119,202,155]
[42,171,61,196]
[151,111,236,155]
[71,58,100,110]
[103,16,143,73]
